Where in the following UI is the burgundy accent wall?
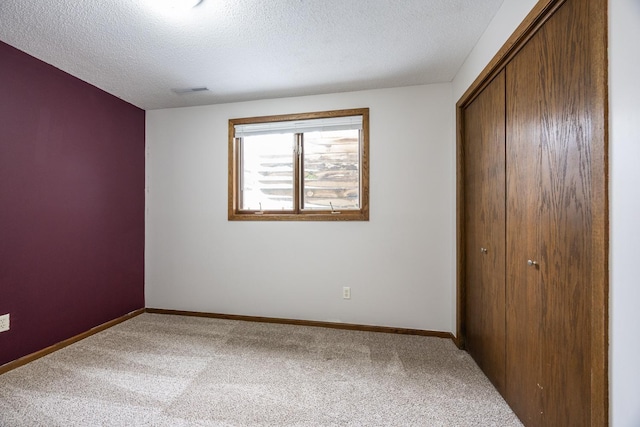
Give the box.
[0,41,145,366]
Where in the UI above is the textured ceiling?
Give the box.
[0,0,505,110]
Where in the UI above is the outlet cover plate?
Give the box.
[0,313,9,332]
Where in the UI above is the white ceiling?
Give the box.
[0,0,504,110]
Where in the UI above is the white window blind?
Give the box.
[234,115,363,138]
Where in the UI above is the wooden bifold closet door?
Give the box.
[505,0,600,425]
[460,0,607,426]
[463,71,506,395]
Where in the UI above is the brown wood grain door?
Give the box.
[533,1,595,425]
[505,49,543,426]
[505,0,600,425]
[463,71,506,394]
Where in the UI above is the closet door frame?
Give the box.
[455,0,608,425]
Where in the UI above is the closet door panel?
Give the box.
[506,0,597,425]
[463,71,506,393]
[533,1,594,425]
[505,50,543,427]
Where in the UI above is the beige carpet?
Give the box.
[0,313,522,426]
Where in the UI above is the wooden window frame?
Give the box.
[228,108,369,221]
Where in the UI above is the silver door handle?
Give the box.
[527,260,538,267]
[480,248,488,254]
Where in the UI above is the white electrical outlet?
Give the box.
[343,287,351,299]
[0,314,9,332]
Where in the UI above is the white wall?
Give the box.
[453,0,640,425]
[609,0,640,425]
[452,0,538,101]
[146,84,455,332]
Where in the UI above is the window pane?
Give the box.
[303,129,360,210]
[241,134,294,211]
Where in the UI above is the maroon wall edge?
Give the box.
[0,41,145,366]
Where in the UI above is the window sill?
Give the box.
[228,211,369,221]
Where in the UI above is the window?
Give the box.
[229,108,369,221]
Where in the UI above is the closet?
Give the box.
[458,0,607,426]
